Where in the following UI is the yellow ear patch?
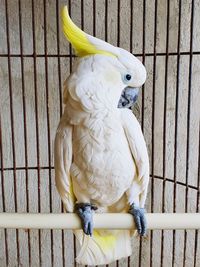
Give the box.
[62,6,114,57]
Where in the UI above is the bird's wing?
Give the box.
[54,113,75,212]
[121,109,149,208]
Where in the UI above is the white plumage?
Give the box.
[54,55,149,265]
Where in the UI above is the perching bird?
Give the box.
[54,6,149,265]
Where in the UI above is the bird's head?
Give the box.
[62,6,146,109]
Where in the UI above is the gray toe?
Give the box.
[75,203,95,236]
[129,203,147,236]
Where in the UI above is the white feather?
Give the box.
[54,52,149,264]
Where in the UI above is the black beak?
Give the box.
[118,87,139,109]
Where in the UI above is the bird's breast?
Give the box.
[71,119,136,206]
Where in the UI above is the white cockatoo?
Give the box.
[54,6,149,265]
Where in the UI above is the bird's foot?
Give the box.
[129,203,147,236]
[75,203,97,236]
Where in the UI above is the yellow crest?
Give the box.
[62,6,118,57]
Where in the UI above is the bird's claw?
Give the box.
[75,203,97,236]
[129,203,147,236]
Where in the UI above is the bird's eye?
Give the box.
[125,74,132,81]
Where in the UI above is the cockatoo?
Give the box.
[54,6,149,265]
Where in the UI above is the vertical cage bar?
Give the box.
[4,0,20,264]
[183,0,195,266]
[81,0,84,31]
[31,0,42,265]
[117,0,120,48]
[129,0,133,54]
[141,0,146,131]
[172,0,182,265]
[68,0,73,73]
[17,0,31,264]
[43,0,54,265]
[138,0,147,266]
[56,0,63,118]
[93,0,96,37]
[105,0,108,42]
[194,126,200,267]
[0,116,8,266]
[161,0,170,266]
[150,0,158,266]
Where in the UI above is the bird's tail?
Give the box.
[73,229,132,265]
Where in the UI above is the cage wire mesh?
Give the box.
[0,0,200,266]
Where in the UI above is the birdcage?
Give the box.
[0,0,199,266]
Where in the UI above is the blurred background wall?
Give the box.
[0,0,199,266]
